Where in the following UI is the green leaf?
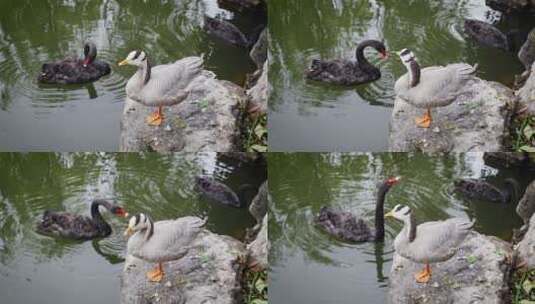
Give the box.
[524,124,535,139]
[255,278,267,293]
[254,124,267,139]
[250,300,268,304]
[522,278,535,294]
[519,300,535,304]
[250,144,267,152]
[519,145,535,152]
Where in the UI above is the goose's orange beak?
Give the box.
[124,227,134,237]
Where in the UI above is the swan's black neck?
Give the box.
[355,40,379,71]
[374,181,392,241]
[90,199,112,225]
[408,60,421,87]
[83,42,97,65]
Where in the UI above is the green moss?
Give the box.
[512,269,535,303]
[243,268,268,304]
[512,115,535,152]
[244,113,267,152]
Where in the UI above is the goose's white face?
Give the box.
[396,48,416,65]
[124,213,149,237]
[118,50,147,67]
[385,204,412,221]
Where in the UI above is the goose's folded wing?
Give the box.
[408,218,473,262]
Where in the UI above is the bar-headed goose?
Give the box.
[118,51,204,126]
[124,213,206,282]
[394,48,477,128]
[385,204,474,283]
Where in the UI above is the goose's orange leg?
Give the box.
[415,108,432,128]
[415,263,432,283]
[147,262,164,282]
[146,106,164,126]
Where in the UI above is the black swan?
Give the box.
[36,199,128,240]
[204,16,250,48]
[453,178,519,204]
[314,176,400,242]
[464,19,511,51]
[194,176,256,208]
[38,42,111,84]
[305,39,388,86]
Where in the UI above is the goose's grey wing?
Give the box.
[401,64,477,108]
[142,56,204,104]
[401,218,473,263]
[137,216,206,262]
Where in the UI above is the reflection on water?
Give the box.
[269,153,532,304]
[0,0,257,150]
[268,0,535,151]
[0,152,266,304]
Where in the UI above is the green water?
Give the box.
[268,153,531,304]
[268,0,535,151]
[0,0,257,151]
[0,152,266,304]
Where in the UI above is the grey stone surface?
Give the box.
[389,77,515,152]
[246,62,268,117]
[121,230,246,304]
[517,180,535,227]
[120,73,247,152]
[249,29,267,69]
[249,181,268,230]
[247,214,268,270]
[517,63,535,115]
[516,213,535,269]
[388,232,512,304]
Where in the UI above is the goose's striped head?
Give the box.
[124,213,152,237]
[396,48,416,64]
[385,204,412,221]
[118,50,148,67]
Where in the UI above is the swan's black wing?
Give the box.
[36,211,106,240]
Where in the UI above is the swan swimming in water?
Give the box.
[315,176,400,242]
[305,39,389,86]
[36,199,128,240]
[38,42,111,84]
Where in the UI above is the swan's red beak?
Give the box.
[379,51,389,60]
[387,176,401,185]
[83,58,90,67]
[115,207,129,218]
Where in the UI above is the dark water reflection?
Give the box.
[268,0,535,151]
[0,0,257,150]
[269,153,533,304]
[0,152,266,304]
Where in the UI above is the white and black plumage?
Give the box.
[385,204,474,283]
[124,213,206,282]
[394,48,477,128]
[118,50,204,126]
